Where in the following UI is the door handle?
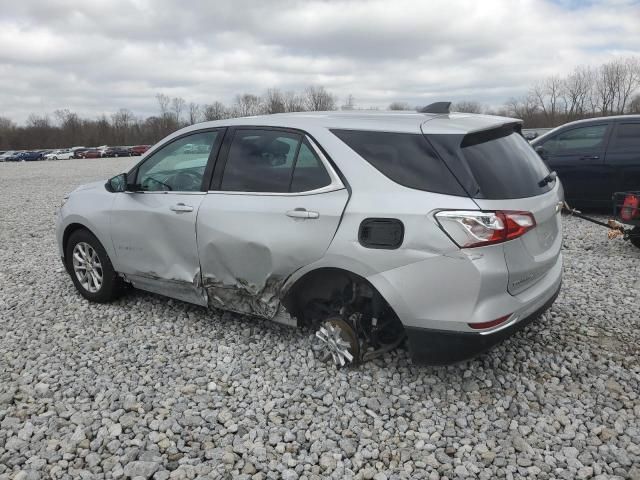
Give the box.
[286,208,320,219]
[580,155,600,160]
[170,203,194,213]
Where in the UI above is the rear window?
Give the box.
[331,129,466,196]
[429,127,552,199]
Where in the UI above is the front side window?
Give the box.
[542,125,608,154]
[136,131,219,192]
[220,129,332,193]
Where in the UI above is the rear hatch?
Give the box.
[426,122,563,295]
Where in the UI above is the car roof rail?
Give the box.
[419,102,451,114]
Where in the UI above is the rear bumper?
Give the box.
[405,280,561,365]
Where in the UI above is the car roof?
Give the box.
[532,114,640,144]
[179,110,521,136]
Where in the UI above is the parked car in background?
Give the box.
[73,148,90,159]
[0,150,18,161]
[532,115,640,208]
[15,151,44,161]
[81,149,102,159]
[130,145,151,156]
[103,146,131,157]
[45,149,75,160]
[56,108,563,366]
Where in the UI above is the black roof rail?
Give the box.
[419,102,451,114]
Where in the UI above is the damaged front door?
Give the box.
[110,129,223,306]
[198,128,349,321]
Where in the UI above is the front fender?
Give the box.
[56,187,116,265]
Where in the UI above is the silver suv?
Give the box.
[56,107,563,365]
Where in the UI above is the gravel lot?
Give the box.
[1,158,639,480]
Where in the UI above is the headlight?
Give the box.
[61,193,70,208]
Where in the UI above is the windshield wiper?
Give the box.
[538,171,557,188]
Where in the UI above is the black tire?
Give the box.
[630,227,640,249]
[65,229,124,303]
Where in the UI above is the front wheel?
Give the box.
[65,229,124,302]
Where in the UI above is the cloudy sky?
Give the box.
[1,0,639,123]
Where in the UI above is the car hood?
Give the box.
[72,180,106,194]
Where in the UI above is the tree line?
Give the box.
[1,57,639,150]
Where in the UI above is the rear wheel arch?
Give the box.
[282,267,402,327]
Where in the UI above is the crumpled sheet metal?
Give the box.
[203,275,296,326]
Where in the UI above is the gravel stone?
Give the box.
[0,159,639,479]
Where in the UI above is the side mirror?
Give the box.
[107,173,128,192]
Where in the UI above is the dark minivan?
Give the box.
[531,115,640,208]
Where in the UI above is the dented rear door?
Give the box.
[197,129,349,319]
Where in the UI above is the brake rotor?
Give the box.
[315,317,360,367]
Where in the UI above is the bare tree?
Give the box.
[111,109,134,144]
[0,116,14,130]
[505,95,539,123]
[388,101,411,110]
[171,97,186,124]
[561,66,593,119]
[188,102,200,124]
[262,88,286,114]
[303,86,337,111]
[531,76,564,125]
[202,101,228,121]
[156,93,171,117]
[453,101,483,114]
[617,57,640,113]
[283,91,306,112]
[233,94,262,117]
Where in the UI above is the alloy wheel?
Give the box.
[72,242,103,293]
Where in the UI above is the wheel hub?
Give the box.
[315,318,359,367]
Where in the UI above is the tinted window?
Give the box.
[543,125,607,154]
[331,130,466,195]
[290,140,332,192]
[609,123,640,151]
[458,130,552,199]
[221,130,301,193]
[136,131,218,192]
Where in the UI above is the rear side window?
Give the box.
[609,123,640,151]
[331,130,466,196]
[290,140,332,192]
[220,130,333,193]
[447,128,552,199]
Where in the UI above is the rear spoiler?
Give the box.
[460,122,523,148]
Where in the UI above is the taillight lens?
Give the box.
[435,210,536,248]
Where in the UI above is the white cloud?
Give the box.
[0,0,638,122]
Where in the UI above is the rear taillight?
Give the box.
[435,210,536,248]
[468,314,512,330]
